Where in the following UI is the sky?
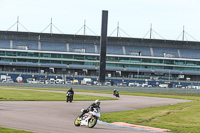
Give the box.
[0,0,200,41]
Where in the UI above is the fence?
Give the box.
[1,82,200,94]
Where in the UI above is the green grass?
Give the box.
[0,88,116,101]
[0,127,32,133]
[99,92,200,133]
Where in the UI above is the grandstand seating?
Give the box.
[125,67,138,72]
[12,62,36,66]
[180,48,200,59]
[2,39,200,60]
[0,39,10,49]
[41,41,66,52]
[0,61,12,65]
[69,43,95,53]
[106,66,124,71]
[40,63,67,68]
[125,46,151,56]
[106,45,123,55]
[152,47,178,58]
[69,64,95,69]
[13,40,38,50]
[138,68,153,73]
[154,69,170,73]
[168,69,180,74]
[181,70,200,75]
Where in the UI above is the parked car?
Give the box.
[81,78,92,85]
[56,79,65,84]
[142,83,148,87]
[72,79,79,85]
[2,78,14,83]
[159,84,168,88]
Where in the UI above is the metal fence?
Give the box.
[1,82,200,94]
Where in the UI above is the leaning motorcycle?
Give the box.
[66,92,73,102]
[74,107,100,128]
[113,91,120,97]
[115,91,120,97]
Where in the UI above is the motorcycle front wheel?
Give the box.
[88,117,98,128]
[70,96,72,102]
[74,116,81,126]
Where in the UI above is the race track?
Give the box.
[0,88,192,133]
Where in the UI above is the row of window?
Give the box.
[1,57,200,71]
[1,51,200,66]
[0,51,99,60]
[1,50,200,70]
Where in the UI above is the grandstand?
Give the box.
[0,30,200,81]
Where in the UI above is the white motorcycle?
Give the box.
[74,107,100,128]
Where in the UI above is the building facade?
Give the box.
[1,31,200,81]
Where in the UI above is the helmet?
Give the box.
[95,99,100,106]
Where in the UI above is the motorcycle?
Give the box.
[115,91,120,97]
[66,92,73,102]
[74,107,100,128]
[113,90,120,97]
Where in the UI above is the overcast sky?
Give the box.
[0,0,200,41]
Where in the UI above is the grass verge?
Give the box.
[99,92,200,133]
[0,127,32,133]
[0,88,116,101]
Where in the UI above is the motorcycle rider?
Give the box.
[113,89,117,96]
[66,87,74,102]
[80,99,100,117]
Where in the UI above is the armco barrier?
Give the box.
[1,82,200,94]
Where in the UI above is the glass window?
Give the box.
[63,54,73,59]
[186,61,196,66]
[63,61,72,65]
[6,51,16,56]
[51,60,61,64]
[0,51,5,56]
[152,59,163,64]
[40,53,51,58]
[142,58,152,63]
[85,55,98,60]
[2,58,15,62]
[164,60,174,64]
[40,60,50,63]
[84,62,93,65]
[27,59,38,63]
[107,57,118,61]
[74,55,84,60]
[27,52,39,57]
[18,59,27,62]
[51,54,61,58]
[17,52,27,56]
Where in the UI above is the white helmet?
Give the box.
[95,99,100,105]
[81,109,84,113]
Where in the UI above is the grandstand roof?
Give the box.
[0,30,200,49]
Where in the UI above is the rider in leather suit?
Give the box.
[80,99,100,117]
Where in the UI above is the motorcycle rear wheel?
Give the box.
[70,97,72,102]
[88,117,97,128]
[74,116,81,126]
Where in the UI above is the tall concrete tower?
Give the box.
[99,10,108,85]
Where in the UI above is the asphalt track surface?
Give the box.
[0,88,192,133]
